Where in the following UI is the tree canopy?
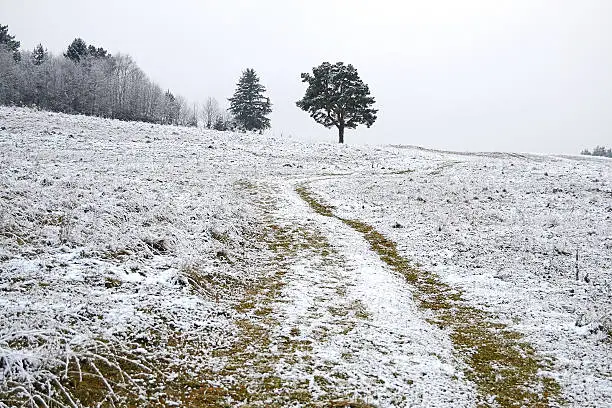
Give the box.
[64,38,109,63]
[64,38,88,62]
[228,68,272,132]
[0,24,21,61]
[296,62,377,143]
[31,43,48,65]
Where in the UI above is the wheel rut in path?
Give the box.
[272,181,477,407]
[198,180,382,407]
[295,183,563,408]
[209,179,476,407]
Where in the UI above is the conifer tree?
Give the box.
[87,45,109,59]
[32,43,48,65]
[213,115,229,131]
[296,62,377,143]
[228,68,272,132]
[65,38,88,62]
[0,24,21,61]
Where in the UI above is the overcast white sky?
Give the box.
[2,0,611,152]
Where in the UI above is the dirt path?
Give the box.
[202,175,563,407]
[295,176,563,408]
[271,179,478,407]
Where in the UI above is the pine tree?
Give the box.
[0,24,21,61]
[228,68,272,132]
[65,38,88,62]
[32,43,48,65]
[87,45,109,59]
[162,90,180,125]
[296,62,377,143]
[213,115,228,131]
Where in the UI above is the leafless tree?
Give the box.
[201,96,220,129]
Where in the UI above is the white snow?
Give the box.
[0,107,610,407]
[270,183,477,406]
[311,148,612,407]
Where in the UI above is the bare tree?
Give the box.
[191,103,199,127]
[175,96,197,127]
[0,46,20,104]
[201,96,220,129]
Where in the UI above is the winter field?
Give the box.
[0,106,610,407]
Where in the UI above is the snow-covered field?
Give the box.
[311,150,612,407]
[0,107,610,407]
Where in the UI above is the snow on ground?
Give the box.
[0,108,263,406]
[311,149,612,407]
[0,106,610,407]
[270,181,477,407]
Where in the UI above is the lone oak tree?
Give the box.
[296,62,377,143]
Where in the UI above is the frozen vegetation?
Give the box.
[0,107,610,407]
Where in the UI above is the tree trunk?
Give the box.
[338,125,344,143]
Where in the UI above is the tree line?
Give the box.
[581,146,612,158]
[1,24,378,142]
[0,25,214,127]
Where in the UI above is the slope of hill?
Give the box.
[0,107,610,407]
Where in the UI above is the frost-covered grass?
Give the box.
[0,108,261,406]
[311,149,612,407]
[0,107,380,406]
[0,107,610,407]
[297,185,561,407]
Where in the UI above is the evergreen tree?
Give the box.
[593,146,606,156]
[581,146,612,158]
[213,115,228,131]
[228,68,272,132]
[87,45,109,59]
[65,38,88,62]
[32,43,48,65]
[296,62,377,143]
[212,112,234,131]
[0,24,21,61]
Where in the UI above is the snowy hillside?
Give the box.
[0,107,610,407]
